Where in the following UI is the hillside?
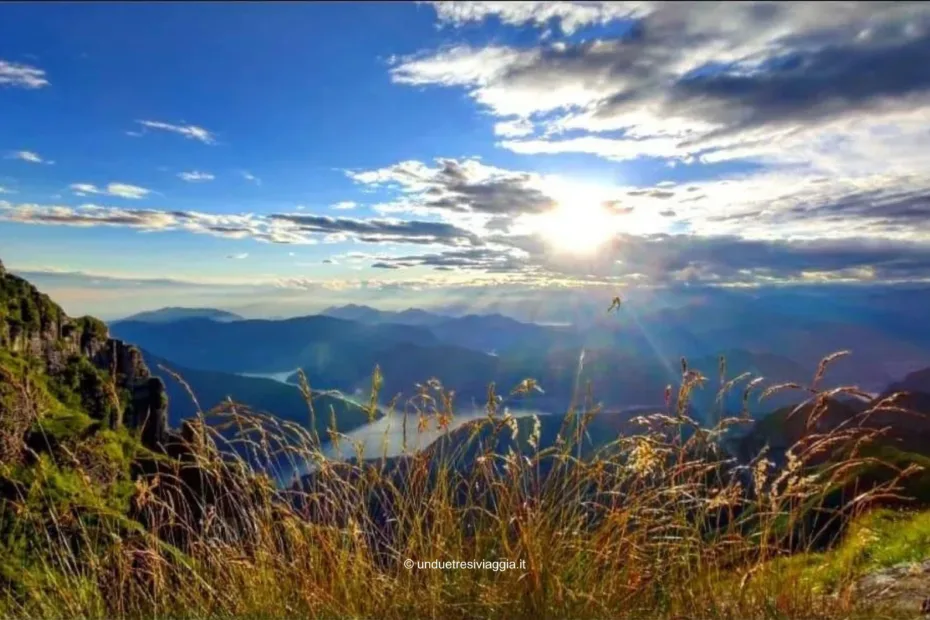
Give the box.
[140,349,371,443]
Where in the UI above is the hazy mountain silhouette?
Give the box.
[120,307,243,323]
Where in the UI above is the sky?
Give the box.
[2,1,930,319]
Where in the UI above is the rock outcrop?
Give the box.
[0,261,168,449]
[853,560,930,617]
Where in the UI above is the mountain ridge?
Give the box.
[119,306,243,323]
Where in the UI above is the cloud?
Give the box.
[270,213,482,246]
[0,59,49,89]
[178,171,215,182]
[8,150,51,165]
[226,253,249,260]
[0,201,484,249]
[429,1,646,35]
[368,246,533,274]
[493,117,535,138]
[331,201,357,210]
[241,171,261,185]
[348,158,556,219]
[69,182,151,200]
[136,120,216,144]
[9,268,219,289]
[395,2,930,175]
[364,230,930,288]
[0,187,14,195]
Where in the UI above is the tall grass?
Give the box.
[0,350,924,619]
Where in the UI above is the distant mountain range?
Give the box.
[120,307,243,323]
[102,298,930,476]
[7,257,929,479]
[320,304,447,327]
[110,308,822,423]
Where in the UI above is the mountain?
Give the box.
[886,366,930,395]
[426,313,578,354]
[111,303,818,428]
[140,350,372,440]
[108,315,442,374]
[119,306,243,323]
[733,367,930,502]
[320,304,448,326]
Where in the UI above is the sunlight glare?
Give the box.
[534,192,621,255]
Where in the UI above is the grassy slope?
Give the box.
[3,364,930,618]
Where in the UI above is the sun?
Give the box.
[533,199,620,255]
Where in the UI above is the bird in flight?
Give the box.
[608,296,623,313]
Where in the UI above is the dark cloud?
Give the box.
[402,2,930,166]
[351,158,556,218]
[369,246,534,274]
[706,184,930,232]
[627,189,675,199]
[669,30,930,142]
[606,234,930,283]
[0,202,482,248]
[371,230,930,287]
[269,213,481,246]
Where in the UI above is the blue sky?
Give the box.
[2,2,930,319]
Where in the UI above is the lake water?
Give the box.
[279,399,551,484]
[237,369,298,385]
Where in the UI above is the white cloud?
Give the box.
[136,120,216,144]
[0,200,479,248]
[9,150,51,165]
[69,182,151,200]
[226,253,249,260]
[429,1,647,35]
[0,186,14,195]
[241,171,261,185]
[493,118,535,138]
[395,2,930,176]
[0,59,49,89]
[332,201,357,210]
[178,171,215,182]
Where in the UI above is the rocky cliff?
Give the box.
[0,258,168,449]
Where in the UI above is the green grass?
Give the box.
[765,508,930,595]
[2,336,929,618]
